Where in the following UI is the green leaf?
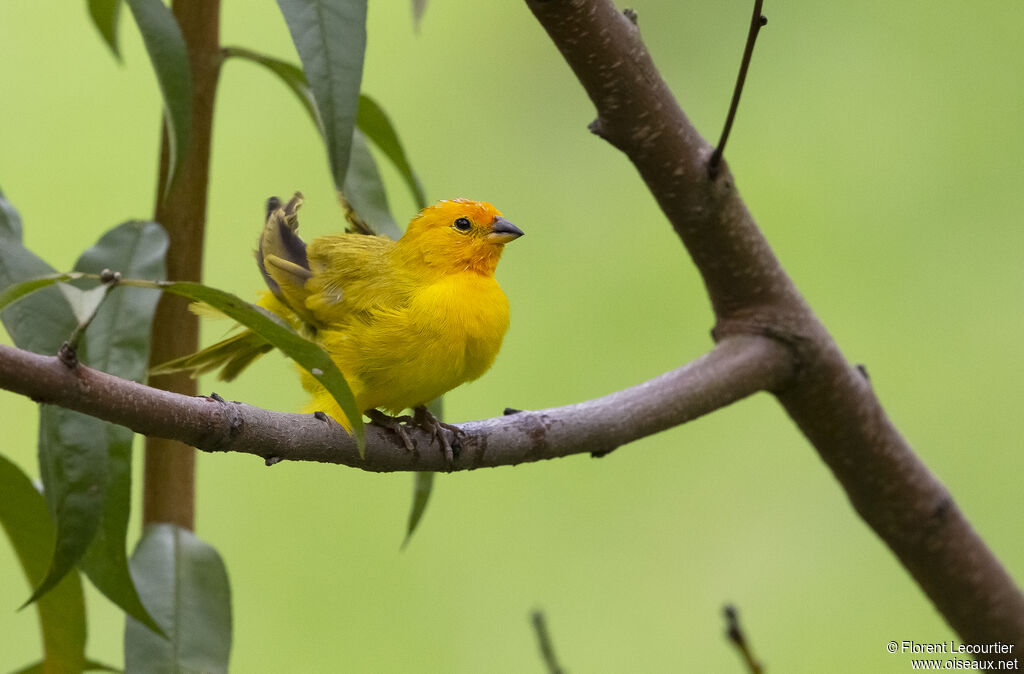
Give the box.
[28,408,112,606]
[126,278,366,454]
[357,93,427,209]
[1,271,363,457]
[17,223,167,623]
[80,425,164,637]
[345,130,402,240]
[74,221,168,381]
[126,0,192,192]
[0,198,100,611]
[88,0,124,61]
[276,0,368,190]
[79,425,160,632]
[403,396,441,548]
[74,222,168,635]
[403,472,434,549]
[1,220,168,632]
[0,193,76,355]
[411,0,428,31]
[0,194,92,611]
[0,205,166,624]
[220,49,426,216]
[0,454,87,673]
[125,524,232,674]
[0,273,78,315]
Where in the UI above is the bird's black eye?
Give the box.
[453,217,472,232]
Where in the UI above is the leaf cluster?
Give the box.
[1,1,434,670]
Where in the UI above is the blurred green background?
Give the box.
[1,1,1022,671]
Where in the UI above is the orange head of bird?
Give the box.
[399,198,523,275]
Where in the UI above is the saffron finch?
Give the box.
[155,193,523,456]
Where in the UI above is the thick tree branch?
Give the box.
[525,0,1024,656]
[0,336,790,471]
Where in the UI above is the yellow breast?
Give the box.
[305,271,509,419]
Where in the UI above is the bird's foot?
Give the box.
[413,406,465,470]
[366,409,416,452]
[366,408,465,468]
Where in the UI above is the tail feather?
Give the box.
[151,193,314,383]
[150,330,272,382]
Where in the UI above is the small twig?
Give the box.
[708,1,767,179]
[58,269,122,369]
[724,604,763,674]
[531,610,565,674]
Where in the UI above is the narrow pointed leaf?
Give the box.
[276,0,368,190]
[74,221,168,635]
[79,424,164,636]
[0,206,166,622]
[124,278,365,454]
[357,94,426,209]
[27,407,111,606]
[344,130,401,240]
[0,274,78,314]
[125,524,232,673]
[125,0,191,191]
[88,0,124,60]
[403,397,441,547]
[0,202,102,611]
[0,194,95,610]
[0,219,168,631]
[403,472,434,549]
[0,454,87,673]
[74,221,168,381]
[221,50,425,214]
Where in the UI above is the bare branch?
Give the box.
[0,335,791,472]
[524,0,1024,656]
[724,605,763,674]
[531,610,566,674]
[708,1,767,179]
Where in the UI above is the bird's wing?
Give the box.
[257,193,322,329]
[304,233,407,324]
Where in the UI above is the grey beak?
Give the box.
[488,217,524,243]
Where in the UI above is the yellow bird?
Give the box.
[156,193,523,458]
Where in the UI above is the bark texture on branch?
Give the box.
[524,0,1023,656]
[0,336,790,471]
